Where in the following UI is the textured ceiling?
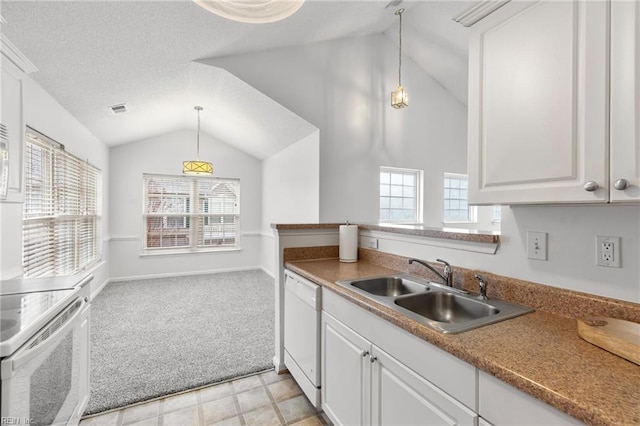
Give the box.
[1,0,471,158]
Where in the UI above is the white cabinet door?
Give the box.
[371,346,477,426]
[468,0,609,204]
[0,55,25,203]
[610,0,640,202]
[322,312,371,426]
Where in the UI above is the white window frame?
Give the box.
[492,205,502,223]
[22,127,102,278]
[443,172,477,224]
[379,166,423,224]
[142,174,240,254]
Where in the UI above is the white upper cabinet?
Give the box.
[467,0,634,205]
[610,0,640,202]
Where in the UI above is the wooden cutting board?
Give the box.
[577,316,640,365]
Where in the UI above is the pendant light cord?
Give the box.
[195,106,203,160]
[399,9,402,86]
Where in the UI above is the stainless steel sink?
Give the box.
[348,276,429,297]
[394,292,499,323]
[335,274,533,334]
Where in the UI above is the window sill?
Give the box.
[140,247,242,257]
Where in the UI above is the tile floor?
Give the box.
[80,370,331,426]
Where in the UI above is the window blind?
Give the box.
[23,128,101,277]
[143,174,240,251]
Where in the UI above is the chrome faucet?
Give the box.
[475,274,488,300]
[408,258,453,287]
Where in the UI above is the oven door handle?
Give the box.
[3,297,85,376]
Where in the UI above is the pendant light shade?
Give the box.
[391,8,408,109]
[183,106,213,175]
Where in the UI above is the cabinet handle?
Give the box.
[614,179,630,190]
[361,350,369,357]
[369,355,377,363]
[583,181,599,192]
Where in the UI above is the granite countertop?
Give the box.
[285,258,640,426]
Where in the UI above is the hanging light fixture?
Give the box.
[391,8,408,109]
[183,106,213,175]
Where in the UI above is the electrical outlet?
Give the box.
[596,236,621,268]
[360,236,378,250]
[527,231,547,260]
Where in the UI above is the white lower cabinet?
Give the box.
[322,313,370,425]
[479,371,583,425]
[322,311,477,426]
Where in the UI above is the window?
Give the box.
[143,174,240,252]
[443,173,476,223]
[492,205,502,223]
[23,128,102,278]
[379,167,422,223]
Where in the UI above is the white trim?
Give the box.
[140,247,243,257]
[360,229,499,255]
[1,35,38,74]
[111,231,261,242]
[109,235,139,241]
[260,266,275,279]
[109,265,266,283]
[90,277,111,301]
[452,0,511,27]
[241,231,263,237]
[273,355,287,374]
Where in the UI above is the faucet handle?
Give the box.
[437,259,454,287]
[475,274,488,299]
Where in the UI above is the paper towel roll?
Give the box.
[339,224,358,263]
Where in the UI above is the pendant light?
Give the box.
[183,106,213,175]
[391,8,408,109]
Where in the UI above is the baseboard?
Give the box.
[90,277,111,301]
[109,265,268,283]
[261,266,275,279]
[273,355,287,374]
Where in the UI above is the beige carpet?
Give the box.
[85,270,274,415]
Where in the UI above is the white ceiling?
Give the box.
[1,0,471,159]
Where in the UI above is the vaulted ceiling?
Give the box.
[1,0,471,159]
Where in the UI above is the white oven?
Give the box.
[1,294,89,426]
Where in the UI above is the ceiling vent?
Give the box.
[108,103,129,115]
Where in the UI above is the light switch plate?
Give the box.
[527,231,547,261]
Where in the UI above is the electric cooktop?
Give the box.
[0,288,79,357]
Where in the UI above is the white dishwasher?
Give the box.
[284,270,321,407]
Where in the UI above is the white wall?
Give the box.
[260,130,320,275]
[109,129,263,280]
[0,69,110,295]
[204,34,640,303]
[201,34,469,228]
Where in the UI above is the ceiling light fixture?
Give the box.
[183,106,213,175]
[193,0,304,24]
[391,8,408,109]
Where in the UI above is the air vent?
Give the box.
[385,0,403,8]
[108,103,129,115]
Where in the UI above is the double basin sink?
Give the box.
[336,274,533,334]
